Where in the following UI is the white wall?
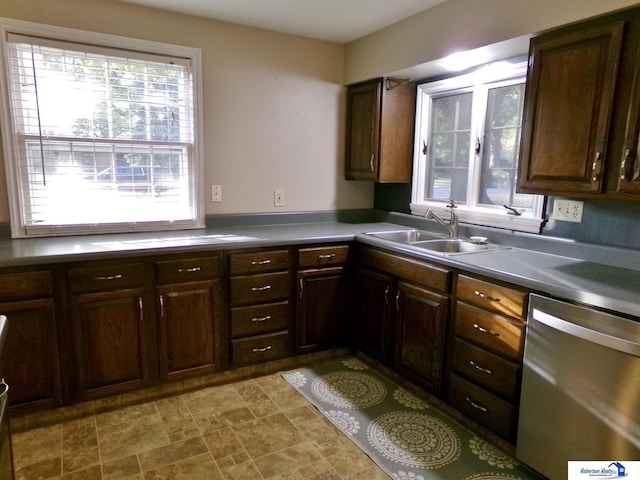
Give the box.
[345,0,640,83]
[0,0,374,223]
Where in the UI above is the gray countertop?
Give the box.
[0,217,638,320]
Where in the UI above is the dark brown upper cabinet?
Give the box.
[518,5,640,201]
[345,78,416,183]
[518,21,624,194]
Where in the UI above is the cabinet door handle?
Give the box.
[178,266,201,273]
[469,360,492,375]
[395,291,400,311]
[473,323,500,337]
[251,259,272,266]
[138,297,144,321]
[159,294,164,318]
[620,148,633,180]
[465,396,488,412]
[251,315,271,323]
[251,285,272,292]
[94,274,123,281]
[370,154,375,172]
[299,278,304,299]
[0,379,8,397]
[252,345,272,353]
[384,285,390,305]
[474,290,500,302]
[592,151,602,182]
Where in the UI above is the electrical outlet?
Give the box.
[274,189,285,207]
[211,185,222,203]
[551,199,584,223]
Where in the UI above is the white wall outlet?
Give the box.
[551,199,584,223]
[274,189,285,207]
[211,185,222,203]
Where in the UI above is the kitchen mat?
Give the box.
[282,357,545,480]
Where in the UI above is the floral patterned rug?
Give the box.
[282,357,545,480]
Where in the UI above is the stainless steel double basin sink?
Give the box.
[365,229,505,256]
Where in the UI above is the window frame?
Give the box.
[0,18,205,238]
[410,61,545,233]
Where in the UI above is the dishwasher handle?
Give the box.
[532,308,640,358]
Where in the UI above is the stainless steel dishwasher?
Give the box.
[516,294,640,480]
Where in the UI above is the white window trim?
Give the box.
[0,18,205,238]
[410,61,545,234]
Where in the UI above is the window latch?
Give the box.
[475,137,481,154]
[422,140,428,155]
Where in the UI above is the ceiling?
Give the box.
[113,0,449,43]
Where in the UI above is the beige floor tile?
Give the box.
[102,454,141,479]
[12,424,62,469]
[144,453,223,480]
[138,436,209,472]
[59,464,102,479]
[62,445,100,473]
[218,459,263,480]
[14,457,61,480]
[99,414,169,462]
[253,442,324,479]
[202,427,245,460]
[233,412,304,458]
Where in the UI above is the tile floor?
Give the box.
[10,367,391,480]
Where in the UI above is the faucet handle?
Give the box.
[447,199,457,209]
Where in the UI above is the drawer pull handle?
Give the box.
[474,290,500,302]
[251,285,272,292]
[0,378,9,397]
[251,315,271,323]
[252,345,272,353]
[469,360,492,375]
[178,266,201,273]
[473,323,500,337]
[95,274,123,281]
[465,396,488,412]
[251,259,272,266]
[318,253,336,260]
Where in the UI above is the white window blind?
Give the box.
[0,24,203,237]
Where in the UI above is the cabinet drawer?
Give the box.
[231,331,290,366]
[448,374,516,440]
[228,250,289,275]
[452,338,520,401]
[156,256,218,285]
[67,263,145,293]
[298,245,349,268]
[229,272,290,306]
[455,302,525,362]
[0,271,53,301]
[457,275,527,319]
[230,301,289,338]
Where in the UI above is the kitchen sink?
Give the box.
[411,239,495,255]
[365,230,444,243]
[366,230,506,256]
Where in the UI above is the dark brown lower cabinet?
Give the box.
[0,299,61,414]
[394,281,449,395]
[354,267,394,363]
[296,266,345,354]
[157,280,221,380]
[71,288,156,400]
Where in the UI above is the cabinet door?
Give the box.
[72,288,155,399]
[618,46,640,193]
[0,299,62,413]
[394,281,448,395]
[518,22,624,194]
[158,280,220,381]
[346,79,381,181]
[354,267,394,364]
[296,267,344,354]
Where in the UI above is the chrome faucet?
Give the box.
[425,200,458,239]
